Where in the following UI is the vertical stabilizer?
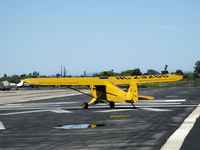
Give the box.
[126,81,138,103]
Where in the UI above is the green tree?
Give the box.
[175,69,184,75]
[121,68,142,76]
[20,74,29,79]
[93,70,118,77]
[33,71,40,77]
[28,71,40,78]
[194,60,200,73]
[3,74,7,78]
[146,69,160,75]
[9,75,20,83]
[56,73,61,77]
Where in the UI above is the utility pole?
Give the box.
[84,71,86,77]
[61,65,67,77]
[61,65,63,77]
[64,66,66,77]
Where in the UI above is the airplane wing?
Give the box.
[23,74,182,86]
[23,77,105,86]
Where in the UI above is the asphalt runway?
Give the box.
[0,86,200,150]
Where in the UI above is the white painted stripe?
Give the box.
[49,109,72,113]
[0,102,78,110]
[164,100,186,102]
[0,121,5,130]
[161,104,200,150]
[95,109,133,112]
[136,103,181,105]
[141,108,172,112]
[0,110,47,115]
[139,99,186,102]
[135,105,198,108]
[1,101,77,107]
[112,105,198,109]
[92,104,198,109]
[0,109,73,115]
[65,93,83,97]
[98,102,183,106]
[64,104,197,109]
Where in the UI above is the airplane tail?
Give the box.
[126,81,138,103]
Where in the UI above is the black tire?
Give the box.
[109,101,115,108]
[133,106,137,109]
[83,102,89,109]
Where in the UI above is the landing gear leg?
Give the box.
[131,102,137,109]
[109,101,115,109]
[83,102,89,109]
[82,98,97,109]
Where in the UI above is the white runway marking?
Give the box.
[0,109,73,115]
[0,120,5,130]
[161,104,200,150]
[164,99,186,102]
[0,110,47,115]
[136,102,181,105]
[95,109,134,112]
[49,109,72,113]
[0,98,191,115]
[0,102,78,110]
[136,105,198,108]
[139,99,186,103]
[141,108,172,112]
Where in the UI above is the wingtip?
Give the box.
[23,78,37,85]
[174,74,183,81]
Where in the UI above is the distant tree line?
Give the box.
[1,60,200,83]
[92,68,185,77]
[92,60,200,79]
[0,71,44,83]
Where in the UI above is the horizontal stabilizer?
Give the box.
[138,95,155,100]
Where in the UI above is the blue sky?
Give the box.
[0,0,199,76]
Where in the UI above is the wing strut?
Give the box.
[66,86,93,98]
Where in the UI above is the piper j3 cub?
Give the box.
[23,74,182,109]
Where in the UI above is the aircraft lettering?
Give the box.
[120,76,124,79]
[123,76,131,80]
[141,76,147,79]
[115,76,131,80]
[134,76,140,79]
[115,75,169,80]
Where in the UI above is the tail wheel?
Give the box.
[109,101,115,108]
[83,102,89,109]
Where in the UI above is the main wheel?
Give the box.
[109,101,115,108]
[83,102,89,109]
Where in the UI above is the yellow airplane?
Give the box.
[23,74,182,109]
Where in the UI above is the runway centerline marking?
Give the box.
[0,120,5,130]
[161,104,200,150]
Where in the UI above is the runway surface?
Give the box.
[0,86,200,150]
